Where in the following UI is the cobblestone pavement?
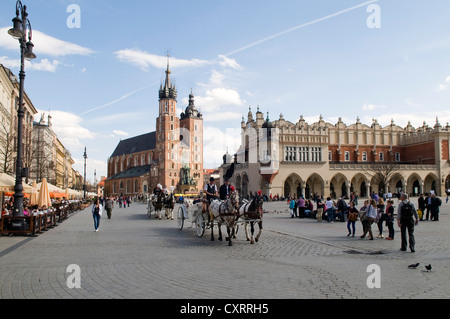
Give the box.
[0,199,449,299]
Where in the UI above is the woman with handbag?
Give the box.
[347,201,359,237]
[385,200,395,240]
[376,198,386,238]
[92,199,103,232]
[360,199,377,240]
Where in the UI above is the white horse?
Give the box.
[209,191,240,246]
[164,193,175,220]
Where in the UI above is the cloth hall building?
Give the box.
[221,108,450,200]
[105,61,204,197]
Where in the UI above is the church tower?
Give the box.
[180,91,204,192]
[156,55,180,189]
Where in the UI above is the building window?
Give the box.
[379,152,384,162]
[300,147,308,162]
[194,124,198,132]
[285,146,297,161]
[311,147,322,162]
[328,151,332,161]
[362,152,367,162]
[344,151,350,162]
[395,152,401,162]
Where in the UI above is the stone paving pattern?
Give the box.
[0,199,449,299]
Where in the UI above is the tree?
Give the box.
[0,120,15,175]
[369,161,400,195]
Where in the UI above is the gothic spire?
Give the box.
[159,54,177,101]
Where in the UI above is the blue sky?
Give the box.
[1,0,450,182]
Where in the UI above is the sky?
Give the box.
[1,0,450,183]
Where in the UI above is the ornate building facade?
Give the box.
[105,60,204,197]
[221,108,450,199]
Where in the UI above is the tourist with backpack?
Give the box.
[397,193,419,253]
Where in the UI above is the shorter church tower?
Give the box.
[179,91,204,193]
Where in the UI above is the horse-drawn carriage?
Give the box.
[147,191,175,220]
[177,191,264,246]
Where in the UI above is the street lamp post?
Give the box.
[8,0,37,217]
[83,147,87,200]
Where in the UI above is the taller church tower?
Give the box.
[156,56,180,189]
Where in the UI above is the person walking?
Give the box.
[297,196,305,218]
[104,197,114,219]
[430,193,441,221]
[385,200,395,240]
[289,198,296,218]
[376,198,386,238]
[347,201,358,237]
[360,199,377,240]
[92,199,103,232]
[316,196,324,222]
[397,193,419,252]
[325,197,335,223]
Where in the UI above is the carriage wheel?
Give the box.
[196,214,206,238]
[177,206,185,230]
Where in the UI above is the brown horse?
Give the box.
[238,196,264,244]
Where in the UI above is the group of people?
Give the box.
[290,191,443,253]
[417,193,442,221]
[288,196,315,218]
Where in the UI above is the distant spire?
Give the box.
[159,53,177,100]
[165,53,171,90]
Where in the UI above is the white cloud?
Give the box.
[435,76,450,92]
[35,110,95,153]
[72,158,107,184]
[217,55,241,70]
[203,112,242,122]
[362,102,386,111]
[113,130,129,137]
[436,84,447,92]
[0,56,61,72]
[114,49,210,71]
[193,88,244,112]
[203,126,241,168]
[406,98,420,108]
[114,50,242,73]
[209,70,225,86]
[0,27,94,57]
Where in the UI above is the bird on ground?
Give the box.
[425,264,432,272]
[408,263,420,269]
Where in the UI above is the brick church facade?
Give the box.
[104,59,204,197]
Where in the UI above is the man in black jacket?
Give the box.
[219,178,231,200]
[430,193,441,221]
